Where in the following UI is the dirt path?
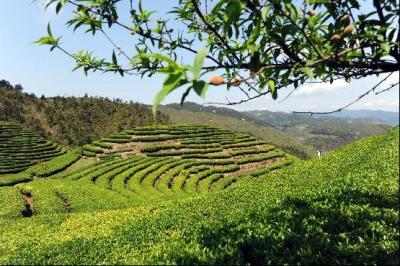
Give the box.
[21,194,34,217]
[235,157,286,176]
[107,139,181,158]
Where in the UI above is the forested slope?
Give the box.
[0,80,168,146]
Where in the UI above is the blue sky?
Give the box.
[0,0,398,112]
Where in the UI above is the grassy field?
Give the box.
[0,123,398,264]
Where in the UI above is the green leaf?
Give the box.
[112,51,118,65]
[261,5,270,21]
[47,23,53,37]
[55,0,68,14]
[247,21,260,46]
[56,2,63,14]
[33,36,59,47]
[346,50,363,58]
[211,0,227,16]
[192,80,208,98]
[142,53,182,70]
[153,73,186,117]
[249,51,261,73]
[224,0,241,33]
[300,67,314,79]
[180,86,192,105]
[380,43,390,55]
[225,0,241,21]
[268,80,278,100]
[138,0,143,13]
[192,49,207,80]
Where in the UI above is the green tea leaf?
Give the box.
[47,23,53,37]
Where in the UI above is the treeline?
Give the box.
[0,80,169,146]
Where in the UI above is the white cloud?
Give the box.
[360,72,399,111]
[293,79,348,96]
[379,71,399,88]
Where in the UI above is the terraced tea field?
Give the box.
[0,124,293,215]
[83,124,292,178]
[0,123,65,175]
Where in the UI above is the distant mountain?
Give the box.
[167,102,246,120]
[168,102,397,128]
[166,102,392,155]
[245,109,399,127]
[161,104,316,159]
[318,110,399,125]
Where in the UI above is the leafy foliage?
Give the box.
[35,0,399,110]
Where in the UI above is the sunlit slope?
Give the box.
[0,127,397,264]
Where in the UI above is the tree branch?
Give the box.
[100,29,132,63]
[293,73,395,115]
[205,75,306,106]
[67,0,222,66]
[277,4,325,59]
[375,82,399,95]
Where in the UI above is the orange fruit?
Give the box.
[209,75,225,85]
[343,24,355,34]
[330,34,342,42]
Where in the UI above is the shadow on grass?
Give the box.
[7,188,399,265]
[188,188,400,265]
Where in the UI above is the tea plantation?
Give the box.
[0,123,65,175]
[0,123,398,264]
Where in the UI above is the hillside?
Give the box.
[0,125,397,264]
[0,80,168,146]
[166,102,393,154]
